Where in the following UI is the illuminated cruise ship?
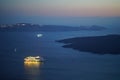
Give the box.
[24,56,43,63]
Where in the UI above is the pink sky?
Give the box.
[0,0,120,17]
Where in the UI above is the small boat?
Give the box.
[37,34,43,37]
[24,56,44,63]
[14,48,17,52]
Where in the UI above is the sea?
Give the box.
[0,29,120,80]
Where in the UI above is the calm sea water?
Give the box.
[0,29,120,80]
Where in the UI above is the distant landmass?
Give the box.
[0,23,106,32]
[56,35,120,54]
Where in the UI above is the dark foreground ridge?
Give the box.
[56,34,120,54]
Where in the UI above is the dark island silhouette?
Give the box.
[0,23,106,32]
[56,35,120,54]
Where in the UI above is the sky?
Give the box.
[0,0,120,26]
[0,0,120,17]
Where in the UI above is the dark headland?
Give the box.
[56,35,120,54]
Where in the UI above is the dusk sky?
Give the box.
[0,0,120,17]
[0,0,120,26]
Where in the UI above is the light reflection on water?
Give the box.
[24,62,43,80]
